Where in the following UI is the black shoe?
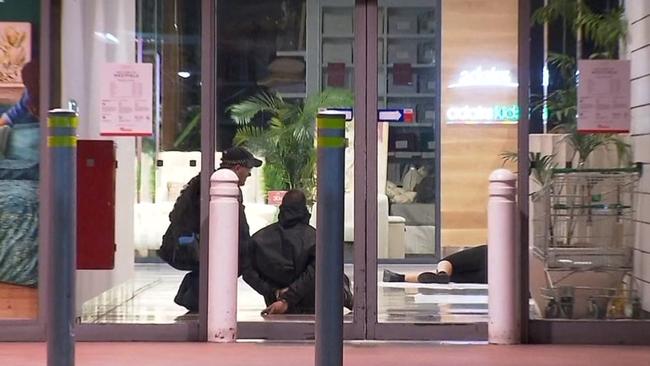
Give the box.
[174,310,198,322]
[343,275,354,310]
[417,271,450,284]
[383,269,405,282]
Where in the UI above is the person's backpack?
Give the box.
[157,175,201,271]
[158,226,199,271]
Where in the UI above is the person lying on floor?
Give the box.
[242,189,353,315]
[383,245,487,284]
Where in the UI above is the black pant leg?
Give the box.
[174,270,199,312]
[442,245,488,283]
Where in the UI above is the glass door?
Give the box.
[368,0,520,340]
[214,0,365,339]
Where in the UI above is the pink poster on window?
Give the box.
[577,60,631,133]
[100,63,153,136]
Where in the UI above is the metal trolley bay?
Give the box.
[530,167,642,319]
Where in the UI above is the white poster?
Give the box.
[100,63,153,136]
[577,60,631,133]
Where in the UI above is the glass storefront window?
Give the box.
[377,0,519,325]
[54,0,204,324]
[527,0,644,322]
[0,0,41,320]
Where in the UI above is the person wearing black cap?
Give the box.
[158,146,262,313]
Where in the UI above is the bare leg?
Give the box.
[404,273,420,282]
[436,260,453,276]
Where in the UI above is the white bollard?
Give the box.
[208,169,240,342]
[488,168,520,345]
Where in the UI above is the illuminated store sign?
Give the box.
[448,66,518,88]
[446,104,519,124]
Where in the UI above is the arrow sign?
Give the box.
[378,108,414,122]
[319,108,353,121]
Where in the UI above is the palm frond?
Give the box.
[229,88,353,193]
[228,91,284,125]
[173,110,201,149]
[606,135,632,166]
[233,125,273,153]
[499,151,519,166]
[547,52,577,82]
[577,7,626,54]
[532,0,579,27]
[301,88,354,125]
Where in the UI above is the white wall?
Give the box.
[626,1,650,311]
[60,0,136,311]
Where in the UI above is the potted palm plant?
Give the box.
[228,88,354,203]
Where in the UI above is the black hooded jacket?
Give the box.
[158,172,250,272]
[242,202,316,313]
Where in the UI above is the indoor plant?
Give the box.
[229,88,353,202]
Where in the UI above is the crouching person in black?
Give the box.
[243,189,353,315]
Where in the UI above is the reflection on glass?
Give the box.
[73,0,203,324]
[0,1,40,320]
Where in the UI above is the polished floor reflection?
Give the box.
[81,263,496,324]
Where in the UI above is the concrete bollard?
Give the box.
[208,169,240,342]
[488,168,520,344]
[47,109,78,366]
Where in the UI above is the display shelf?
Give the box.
[384,34,436,39]
[386,63,436,68]
[322,33,355,39]
[276,50,307,57]
[388,151,435,158]
[388,122,433,127]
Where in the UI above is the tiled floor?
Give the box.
[81,263,491,324]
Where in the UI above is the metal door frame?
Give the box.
[219,0,370,340]
[362,0,486,341]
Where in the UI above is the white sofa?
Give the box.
[134,151,275,254]
[134,148,394,257]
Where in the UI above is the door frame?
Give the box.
[218,0,371,340]
[362,0,487,340]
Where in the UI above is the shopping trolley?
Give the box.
[531,167,642,319]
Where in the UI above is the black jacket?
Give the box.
[159,172,250,272]
[242,203,315,313]
[160,172,251,312]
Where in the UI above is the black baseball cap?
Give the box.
[221,146,263,168]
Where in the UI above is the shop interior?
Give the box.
[0,0,645,333]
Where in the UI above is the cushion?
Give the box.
[5,123,40,162]
[0,159,39,180]
[268,57,305,75]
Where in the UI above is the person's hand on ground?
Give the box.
[261,300,288,316]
